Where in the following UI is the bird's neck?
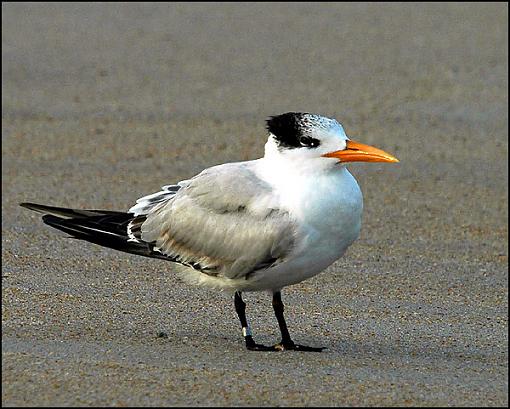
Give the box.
[257,140,362,235]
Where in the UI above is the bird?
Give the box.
[20,112,398,352]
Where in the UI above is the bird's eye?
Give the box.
[299,137,320,148]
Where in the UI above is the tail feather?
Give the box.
[21,202,169,261]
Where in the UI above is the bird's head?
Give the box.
[265,112,399,167]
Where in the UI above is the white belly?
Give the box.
[247,166,363,291]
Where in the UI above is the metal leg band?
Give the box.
[242,326,252,337]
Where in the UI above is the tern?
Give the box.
[21,112,398,351]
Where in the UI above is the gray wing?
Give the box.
[132,162,296,279]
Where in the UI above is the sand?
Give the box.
[2,3,508,406]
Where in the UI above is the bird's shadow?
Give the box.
[175,330,499,364]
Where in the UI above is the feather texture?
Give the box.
[139,162,297,279]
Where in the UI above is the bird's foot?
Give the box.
[246,343,277,351]
[245,338,325,352]
[272,340,326,352]
[245,336,275,351]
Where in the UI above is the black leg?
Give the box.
[271,291,325,352]
[234,291,273,351]
[272,291,292,344]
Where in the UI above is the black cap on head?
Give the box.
[266,112,321,149]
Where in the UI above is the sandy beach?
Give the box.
[2,3,508,406]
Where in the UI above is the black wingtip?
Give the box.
[20,202,129,219]
[40,214,170,261]
[20,202,48,213]
[22,203,171,262]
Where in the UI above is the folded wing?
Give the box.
[133,163,297,279]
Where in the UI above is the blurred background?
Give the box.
[2,3,508,406]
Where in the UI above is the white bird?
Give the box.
[21,112,398,351]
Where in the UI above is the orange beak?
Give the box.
[322,140,399,163]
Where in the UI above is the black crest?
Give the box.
[266,112,321,149]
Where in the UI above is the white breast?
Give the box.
[249,159,363,291]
